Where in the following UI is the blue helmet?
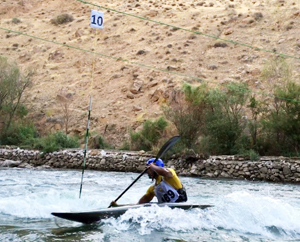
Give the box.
[146,158,164,167]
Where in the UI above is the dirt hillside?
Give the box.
[0,0,300,147]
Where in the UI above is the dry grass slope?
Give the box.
[0,0,299,146]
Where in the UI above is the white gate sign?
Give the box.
[90,10,103,29]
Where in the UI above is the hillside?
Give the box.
[0,0,299,147]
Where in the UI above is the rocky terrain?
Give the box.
[0,0,299,147]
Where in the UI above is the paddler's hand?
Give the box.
[110,201,118,207]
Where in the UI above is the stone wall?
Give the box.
[1,147,300,183]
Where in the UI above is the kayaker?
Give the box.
[110,158,187,207]
[138,158,187,204]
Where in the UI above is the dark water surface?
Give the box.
[1,168,300,242]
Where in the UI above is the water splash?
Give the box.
[204,191,300,239]
[100,191,300,240]
[104,205,207,235]
[1,169,300,241]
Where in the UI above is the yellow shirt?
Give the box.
[145,168,182,199]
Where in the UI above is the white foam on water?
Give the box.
[103,205,209,235]
[101,192,300,240]
[0,188,105,219]
[2,169,300,241]
[206,191,300,239]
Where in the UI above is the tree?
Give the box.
[56,89,74,134]
[262,81,300,155]
[204,82,250,154]
[247,95,265,149]
[0,56,33,135]
[130,117,168,151]
[164,83,209,149]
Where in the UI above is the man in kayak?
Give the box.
[138,158,187,203]
[110,158,187,206]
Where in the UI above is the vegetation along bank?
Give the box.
[1,147,300,184]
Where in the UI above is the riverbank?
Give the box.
[1,147,300,184]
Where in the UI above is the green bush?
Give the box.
[247,96,265,150]
[162,60,300,156]
[238,148,260,161]
[249,149,260,161]
[252,57,299,156]
[164,83,209,149]
[96,135,113,149]
[0,56,32,135]
[35,131,79,153]
[119,140,130,151]
[89,134,113,149]
[261,81,300,155]
[97,136,108,149]
[12,18,21,24]
[51,14,74,25]
[165,82,253,155]
[0,122,38,148]
[202,82,251,155]
[130,117,168,151]
[260,57,291,85]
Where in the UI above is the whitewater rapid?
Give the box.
[1,168,300,242]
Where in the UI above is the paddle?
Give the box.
[108,135,180,207]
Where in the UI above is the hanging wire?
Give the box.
[75,0,300,61]
[1,26,299,103]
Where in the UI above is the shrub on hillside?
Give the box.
[12,18,21,24]
[51,14,74,25]
[0,56,33,135]
[201,82,251,155]
[0,122,38,149]
[260,57,291,85]
[35,131,79,153]
[119,140,130,151]
[89,134,114,149]
[165,82,251,155]
[164,83,209,149]
[130,117,168,151]
[261,80,300,156]
[247,96,266,151]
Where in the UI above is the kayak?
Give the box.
[51,203,212,224]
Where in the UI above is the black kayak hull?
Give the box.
[52,203,212,224]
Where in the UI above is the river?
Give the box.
[1,168,300,242]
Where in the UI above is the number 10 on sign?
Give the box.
[90,10,103,29]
